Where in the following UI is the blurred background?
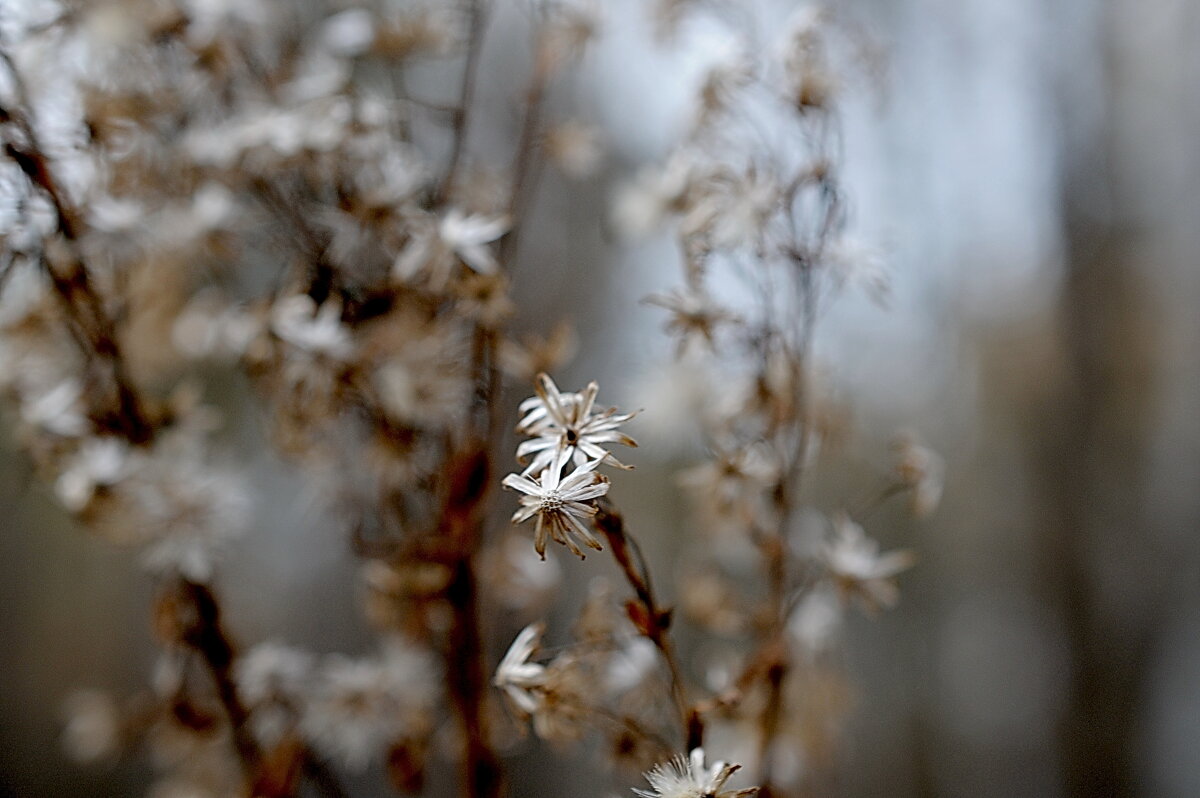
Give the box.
[3,0,1200,796]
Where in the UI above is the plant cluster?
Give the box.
[0,1,937,796]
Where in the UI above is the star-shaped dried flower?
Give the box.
[516,373,637,476]
[823,514,915,611]
[393,209,510,290]
[55,437,134,512]
[502,449,609,559]
[438,209,510,275]
[644,285,736,355]
[493,623,547,718]
[635,748,758,798]
[270,294,352,359]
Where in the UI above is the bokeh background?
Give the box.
[3,0,1200,796]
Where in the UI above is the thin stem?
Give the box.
[170,579,262,784]
[0,54,152,443]
[250,177,339,304]
[584,702,675,761]
[756,108,844,798]
[594,501,697,747]
[754,643,788,798]
[0,249,17,294]
[850,482,908,522]
[438,0,489,204]
[498,42,553,267]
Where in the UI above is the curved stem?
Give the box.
[0,53,152,443]
[169,579,262,785]
[594,502,698,748]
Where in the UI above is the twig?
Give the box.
[594,501,697,747]
[437,0,490,204]
[0,54,153,443]
[170,579,262,783]
[849,481,907,522]
[498,47,552,267]
[754,104,844,798]
[250,177,338,305]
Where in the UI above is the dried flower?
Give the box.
[537,1,601,73]
[55,437,133,512]
[823,514,915,611]
[611,150,698,239]
[676,442,778,524]
[891,431,945,518]
[438,209,510,275]
[635,748,757,798]
[494,623,548,718]
[680,166,779,249]
[497,322,578,381]
[502,449,610,559]
[301,642,437,771]
[527,652,594,743]
[173,294,260,361]
[494,621,595,743]
[393,209,510,288]
[827,237,891,305]
[645,286,736,355]
[270,294,352,359]
[516,373,637,475]
[374,5,457,59]
[781,8,837,110]
[235,641,314,745]
[0,0,917,791]
[20,379,89,437]
[696,42,755,120]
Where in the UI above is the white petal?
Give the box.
[502,473,543,495]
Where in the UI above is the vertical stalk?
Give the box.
[170,579,263,785]
[445,551,503,798]
[438,0,489,204]
[440,444,503,798]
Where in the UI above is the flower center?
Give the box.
[540,490,564,511]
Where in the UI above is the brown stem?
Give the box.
[445,556,503,798]
[437,0,489,204]
[6,186,152,442]
[172,580,351,798]
[250,177,338,305]
[0,58,153,443]
[594,502,696,746]
[498,53,552,267]
[754,115,839,795]
[754,643,788,798]
[37,249,153,443]
[170,579,262,783]
[440,444,503,798]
